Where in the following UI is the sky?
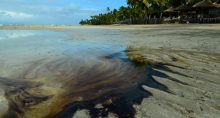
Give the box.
[0,0,127,25]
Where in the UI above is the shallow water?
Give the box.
[0,27,220,118]
[0,29,150,118]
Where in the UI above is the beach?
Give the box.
[0,24,220,118]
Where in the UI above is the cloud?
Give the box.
[0,2,100,24]
[0,10,33,19]
[0,0,126,25]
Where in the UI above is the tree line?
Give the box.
[79,0,218,25]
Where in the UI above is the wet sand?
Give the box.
[0,24,220,118]
[1,24,220,30]
[126,48,220,118]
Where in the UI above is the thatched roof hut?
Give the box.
[175,4,192,11]
[164,7,177,13]
[193,0,216,9]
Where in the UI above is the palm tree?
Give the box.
[106,7,111,12]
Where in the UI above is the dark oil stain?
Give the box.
[0,50,189,118]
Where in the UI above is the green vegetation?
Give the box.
[79,7,131,25]
[79,0,219,25]
[126,47,160,65]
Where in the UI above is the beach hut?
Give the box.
[192,0,217,23]
[175,4,195,23]
[211,2,220,19]
[163,7,179,22]
[164,7,177,13]
[176,4,192,11]
[175,4,193,17]
[193,0,216,9]
[192,0,216,15]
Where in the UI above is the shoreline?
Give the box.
[1,24,220,30]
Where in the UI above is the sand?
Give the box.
[0,24,220,118]
[126,48,220,118]
[1,24,220,30]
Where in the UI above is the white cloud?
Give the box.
[0,10,33,19]
[0,0,110,24]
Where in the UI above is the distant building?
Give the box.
[164,0,220,23]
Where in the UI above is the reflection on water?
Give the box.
[0,29,152,118]
[0,30,35,40]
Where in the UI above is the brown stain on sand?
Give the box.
[1,55,148,118]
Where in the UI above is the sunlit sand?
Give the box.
[0,24,220,118]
